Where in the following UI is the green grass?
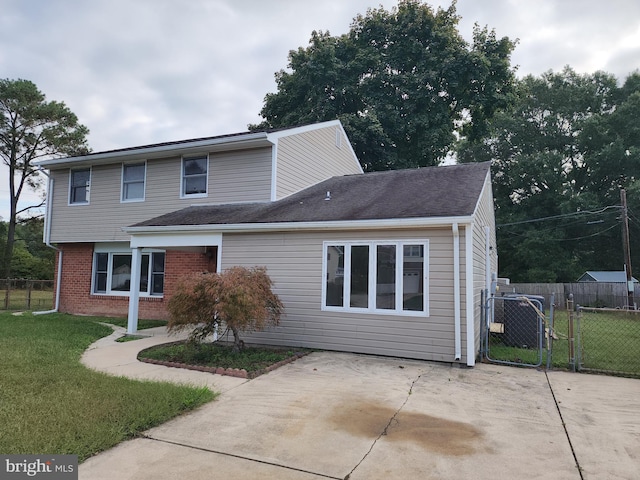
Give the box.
[102,317,167,330]
[140,342,309,373]
[1,288,54,310]
[487,310,640,376]
[0,312,216,461]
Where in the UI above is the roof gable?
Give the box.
[131,162,491,229]
[577,271,638,282]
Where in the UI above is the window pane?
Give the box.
[376,245,396,309]
[325,245,344,307]
[403,244,424,311]
[350,245,369,308]
[184,175,207,195]
[95,273,107,292]
[111,255,132,291]
[93,253,108,293]
[124,164,145,181]
[184,157,207,175]
[139,255,150,292]
[124,182,144,200]
[96,252,108,272]
[152,252,165,273]
[151,274,164,295]
[151,253,165,295]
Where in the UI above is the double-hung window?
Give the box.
[181,155,208,197]
[93,250,165,296]
[122,162,146,201]
[69,168,91,204]
[323,240,428,316]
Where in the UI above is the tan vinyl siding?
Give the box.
[275,125,362,199]
[219,228,458,362]
[471,174,498,356]
[49,147,272,243]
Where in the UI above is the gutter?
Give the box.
[34,172,61,315]
[124,215,475,235]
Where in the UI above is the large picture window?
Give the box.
[93,251,165,296]
[181,155,208,197]
[323,240,428,316]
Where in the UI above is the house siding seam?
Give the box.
[55,243,211,320]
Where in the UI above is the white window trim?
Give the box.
[68,167,91,206]
[120,161,146,203]
[180,154,209,198]
[321,240,429,317]
[91,248,165,297]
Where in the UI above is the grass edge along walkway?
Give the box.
[0,312,217,462]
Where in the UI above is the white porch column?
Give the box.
[127,247,142,334]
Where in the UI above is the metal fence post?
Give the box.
[567,293,575,372]
[546,292,555,370]
[26,280,32,309]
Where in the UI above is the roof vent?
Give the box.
[325,191,331,201]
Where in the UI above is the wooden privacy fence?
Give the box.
[1,279,55,310]
[501,282,640,310]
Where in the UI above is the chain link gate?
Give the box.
[482,293,552,367]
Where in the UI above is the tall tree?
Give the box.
[458,67,640,282]
[0,79,90,277]
[251,0,516,171]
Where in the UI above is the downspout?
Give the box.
[465,224,476,366]
[485,226,491,293]
[452,223,461,361]
[34,172,62,315]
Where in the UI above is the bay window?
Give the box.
[323,240,428,316]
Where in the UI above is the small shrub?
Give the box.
[167,266,283,352]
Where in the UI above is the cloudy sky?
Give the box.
[1,0,639,220]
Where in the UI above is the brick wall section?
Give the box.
[55,243,213,320]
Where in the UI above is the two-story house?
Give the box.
[37,120,497,366]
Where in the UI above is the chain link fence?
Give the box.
[1,279,55,311]
[576,306,640,378]
[483,295,548,367]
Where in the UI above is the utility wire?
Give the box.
[496,205,621,228]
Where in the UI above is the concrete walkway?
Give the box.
[80,327,640,480]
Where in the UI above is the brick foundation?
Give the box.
[54,243,213,320]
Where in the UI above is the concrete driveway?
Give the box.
[79,349,640,480]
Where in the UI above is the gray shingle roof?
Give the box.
[132,162,490,228]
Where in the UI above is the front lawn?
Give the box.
[0,313,216,461]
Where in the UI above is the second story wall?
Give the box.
[275,124,362,199]
[49,147,272,243]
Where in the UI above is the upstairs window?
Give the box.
[182,155,208,197]
[323,240,429,316]
[122,162,146,202]
[69,168,90,204]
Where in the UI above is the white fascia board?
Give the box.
[471,170,492,219]
[125,215,474,235]
[35,133,272,168]
[265,120,342,141]
[129,231,222,249]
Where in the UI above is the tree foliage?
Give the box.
[1,78,90,277]
[459,67,640,282]
[251,0,516,171]
[167,267,284,353]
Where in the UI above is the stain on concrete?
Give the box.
[330,400,483,456]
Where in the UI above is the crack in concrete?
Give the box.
[142,434,342,480]
[545,371,585,480]
[343,372,423,480]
